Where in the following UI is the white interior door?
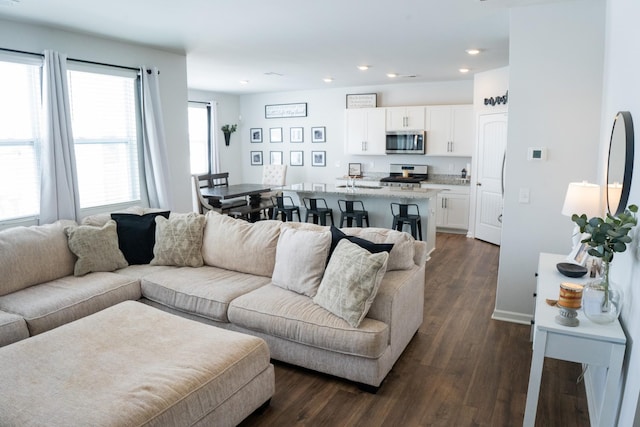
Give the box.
[474,113,508,245]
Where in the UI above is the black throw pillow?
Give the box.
[110,211,170,265]
[328,225,394,263]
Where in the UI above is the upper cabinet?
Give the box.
[386,107,426,131]
[344,108,386,155]
[425,105,474,156]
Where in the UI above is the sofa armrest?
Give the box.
[366,263,425,349]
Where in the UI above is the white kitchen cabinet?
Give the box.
[422,184,470,231]
[386,106,426,131]
[344,108,386,155]
[425,105,474,156]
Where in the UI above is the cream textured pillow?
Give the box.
[64,220,128,276]
[202,211,281,277]
[313,239,389,328]
[151,213,205,267]
[340,227,415,271]
[271,225,331,297]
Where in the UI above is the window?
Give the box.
[67,66,142,209]
[188,103,210,174]
[0,57,42,222]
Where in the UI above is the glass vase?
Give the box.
[582,261,624,324]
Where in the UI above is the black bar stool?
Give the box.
[391,203,422,240]
[271,195,301,222]
[303,198,334,225]
[338,199,369,227]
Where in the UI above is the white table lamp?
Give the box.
[561,181,601,247]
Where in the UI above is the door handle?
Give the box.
[498,214,503,223]
[476,182,482,186]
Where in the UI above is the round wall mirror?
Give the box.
[607,111,634,215]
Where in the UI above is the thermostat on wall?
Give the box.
[528,147,547,161]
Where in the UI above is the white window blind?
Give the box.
[67,68,142,209]
[0,59,42,221]
[188,103,209,174]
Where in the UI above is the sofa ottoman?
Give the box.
[0,301,274,427]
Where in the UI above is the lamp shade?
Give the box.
[561,181,601,218]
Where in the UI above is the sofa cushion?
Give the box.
[111,211,170,264]
[0,272,140,336]
[340,227,416,271]
[141,266,270,323]
[0,310,29,347]
[151,213,205,267]
[228,284,389,359]
[314,239,389,328]
[0,220,76,297]
[202,211,281,277]
[65,220,129,276]
[271,225,331,298]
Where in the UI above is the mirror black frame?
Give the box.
[607,111,634,216]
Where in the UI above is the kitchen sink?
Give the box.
[335,185,383,189]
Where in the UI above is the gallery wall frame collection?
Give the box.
[250,151,263,166]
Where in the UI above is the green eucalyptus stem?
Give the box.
[601,260,610,312]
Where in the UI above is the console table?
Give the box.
[524,253,626,426]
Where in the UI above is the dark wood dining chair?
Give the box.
[193,173,247,214]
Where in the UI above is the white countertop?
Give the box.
[285,183,440,199]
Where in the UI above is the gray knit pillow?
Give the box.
[151,213,205,267]
[313,239,389,327]
[65,220,128,276]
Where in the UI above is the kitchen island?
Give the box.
[284,183,440,258]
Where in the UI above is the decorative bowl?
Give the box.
[556,262,588,278]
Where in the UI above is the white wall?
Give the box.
[234,81,474,186]
[601,0,640,423]
[0,18,192,212]
[494,0,605,323]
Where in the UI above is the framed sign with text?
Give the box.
[346,93,377,109]
[265,103,307,119]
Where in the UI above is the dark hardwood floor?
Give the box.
[240,233,589,426]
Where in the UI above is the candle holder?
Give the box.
[555,282,584,327]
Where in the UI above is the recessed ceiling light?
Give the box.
[323,77,334,83]
[387,73,398,78]
[357,65,370,71]
[459,68,470,73]
[466,49,481,55]
[239,80,249,85]
[264,72,284,77]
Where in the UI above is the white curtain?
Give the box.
[140,66,172,209]
[209,101,220,174]
[39,50,81,224]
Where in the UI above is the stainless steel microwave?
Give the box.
[385,131,426,154]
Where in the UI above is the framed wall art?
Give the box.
[265,103,307,119]
[269,127,283,143]
[348,163,362,177]
[270,151,283,165]
[290,150,304,166]
[250,128,262,143]
[311,126,326,143]
[346,93,377,109]
[290,127,304,143]
[311,151,326,167]
[250,151,263,166]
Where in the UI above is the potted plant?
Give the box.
[221,124,237,146]
[572,204,637,323]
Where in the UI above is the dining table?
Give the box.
[200,183,273,222]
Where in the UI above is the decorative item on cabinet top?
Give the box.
[346,93,377,109]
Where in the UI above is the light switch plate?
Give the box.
[519,188,530,203]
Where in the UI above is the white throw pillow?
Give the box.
[151,213,205,267]
[202,211,281,277]
[271,225,331,297]
[313,239,389,328]
[340,227,415,271]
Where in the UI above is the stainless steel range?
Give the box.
[379,164,428,188]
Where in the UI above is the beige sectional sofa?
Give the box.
[0,208,427,390]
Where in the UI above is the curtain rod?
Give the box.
[188,100,210,105]
[0,46,143,72]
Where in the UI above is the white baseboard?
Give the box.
[491,309,532,325]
